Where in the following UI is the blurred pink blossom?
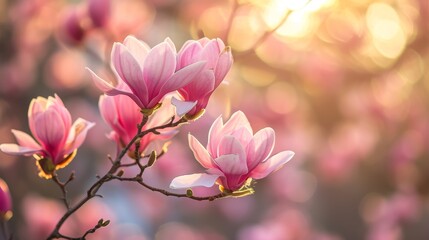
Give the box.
[170,111,294,192]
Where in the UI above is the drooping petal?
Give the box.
[188,134,214,169]
[11,129,41,150]
[86,68,116,93]
[0,143,41,156]
[171,97,197,117]
[250,150,294,179]
[246,127,275,171]
[64,118,95,157]
[170,173,220,189]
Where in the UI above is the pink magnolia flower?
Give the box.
[0,178,12,221]
[0,95,94,179]
[172,38,233,118]
[99,93,178,158]
[170,111,294,192]
[88,36,207,112]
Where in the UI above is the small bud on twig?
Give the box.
[147,151,157,167]
[186,189,193,197]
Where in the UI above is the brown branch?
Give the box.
[46,115,192,239]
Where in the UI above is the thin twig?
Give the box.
[47,115,190,239]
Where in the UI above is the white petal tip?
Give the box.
[171,97,197,117]
[170,173,219,189]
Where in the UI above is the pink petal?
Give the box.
[246,128,275,171]
[177,41,203,69]
[222,111,253,136]
[214,46,233,86]
[64,118,95,156]
[170,173,220,189]
[143,41,176,97]
[200,39,222,69]
[217,136,246,166]
[11,129,40,150]
[229,126,253,148]
[171,97,197,117]
[207,115,224,155]
[34,109,66,150]
[112,43,149,105]
[0,144,41,156]
[213,154,248,175]
[123,35,150,68]
[181,70,215,101]
[156,61,207,98]
[86,68,116,93]
[188,134,214,169]
[250,150,294,179]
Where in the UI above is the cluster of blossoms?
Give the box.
[0,36,293,234]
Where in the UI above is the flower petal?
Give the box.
[156,61,207,98]
[214,46,233,86]
[222,111,253,136]
[0,143,40,156]
[123,35,150,68]
[171,97,197,117]
[170,173,220,189]
[11,129,41,150]
[207,115,224,155]
[246,127,275,171]
[64,118,95,156]
[86,68,116,93]
[213,154,248,175]
[180,70,215,101]
[217,136,246,167]
[33,109,66,152]
[251,150,294,179]
[143,41,176,97]
[112,43,148,105]
[188,134,214,169]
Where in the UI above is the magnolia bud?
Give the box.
[0,179,12,221]
[88,0,110,28]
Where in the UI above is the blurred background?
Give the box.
[1,0,429,239]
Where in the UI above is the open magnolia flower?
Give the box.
[170,111,294,193]
[87,35,207,112]
[99,93,178,158]
[172,38,233,119]
[0,95,94,179]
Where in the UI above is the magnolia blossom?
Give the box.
[88,36,207,111]
[172,38,233,118]
[99,93,178,158]
[0,95,94,178]
[0,178,12,221]
[170,111,294,192]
